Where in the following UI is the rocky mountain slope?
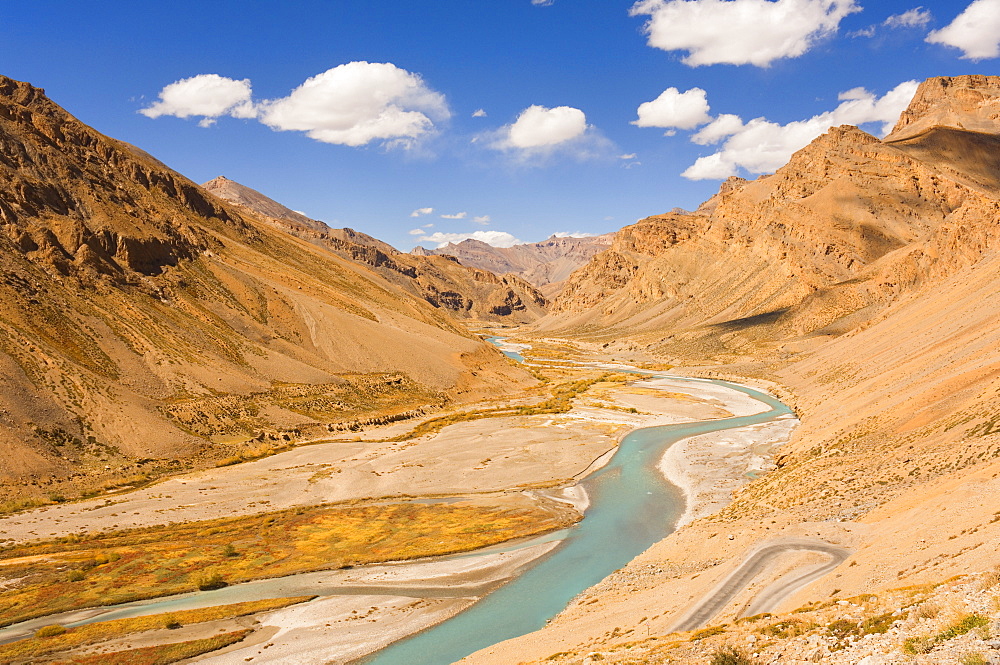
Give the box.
[0,75,532,504]
[467,75,1000,664]
[203,176,547,323]
[543,77,1000,361]
[412,232,614,297]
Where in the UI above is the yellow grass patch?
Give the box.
[0,597,309,663]
[49,628,252,664]
[0,500,575,628]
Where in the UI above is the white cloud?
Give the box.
[532,0,555,5]
[473,215,491,225]
[552,231,596,238]
[681,80,919,180]
[257,62,449,148]
[140,74,255,127]
[143,63,449,147]
[927,0,1000,60]
[472,108,488,117]
[410,207,434,217]
[483,106,614,161]
[504,105,588,149]
[884,7,932,28]
[848,25,876,37]
[849,8,929,38]
[633,87,712,130]
[441,212,468,219]
[629,0,860,67]
[413,231,522,248]
[408,228,426,235]
[691,113,745,144]
[618,153,638,159]
[837,87,869,101]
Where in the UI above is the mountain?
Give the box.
[471,75,1000,663]
[412,233,615,297]
[0,75,532,503]
[201,175,331,234]
[541,76,1000,359]
[203,176,548,323]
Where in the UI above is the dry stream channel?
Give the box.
[0,339,796,664]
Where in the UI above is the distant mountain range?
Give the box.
[412,233,614,297]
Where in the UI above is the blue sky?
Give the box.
[2,1,999,250]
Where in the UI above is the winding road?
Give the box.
[673,538,852,632]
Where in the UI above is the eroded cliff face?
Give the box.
[0,76,531,499]
[887,74,1000,141]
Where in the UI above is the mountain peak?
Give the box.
[886,74,1000,142]
[201,175,328,232]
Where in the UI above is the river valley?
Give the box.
[0,339,802,664]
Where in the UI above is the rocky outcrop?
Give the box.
[886,74,1000,141]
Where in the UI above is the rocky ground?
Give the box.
[526,570,1000,664]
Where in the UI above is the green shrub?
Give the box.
[903,615,989,656]
[35,625,67,638]
[762,618,815,639]
[861,612,896,635]
[710,645,756,665]
[736,613,772,624]
[903,636,932,655]
[826,618,858,638]
[691,625,726,640]
[67,570,85,582]
[935,614,989,642]
[196,573,227,591]
[960,653,987,665]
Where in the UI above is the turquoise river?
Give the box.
[360,345,792,664]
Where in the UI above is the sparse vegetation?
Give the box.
[860,612,897,635]
[691,624,727,640]
[710,645,757,665]
[383,373,624,442]
[0,598,308,663]
[933,614,989,642]
[163,375,440,440]
[35,625,67,638]
[48,628,252,664]
[196,572,227,591]
[961,653,988,665]
[762,618,815,639]
[0,498,575,627]
[903,614,989,655]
